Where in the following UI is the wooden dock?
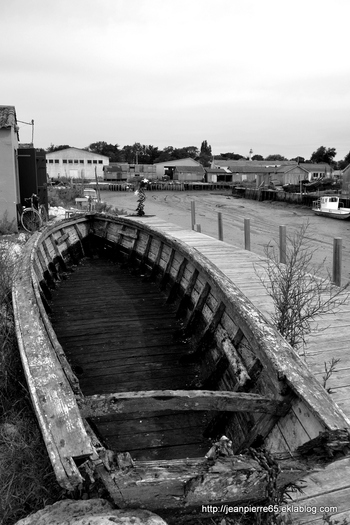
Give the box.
[127,216,350,524]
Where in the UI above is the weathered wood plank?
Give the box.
[12,240,93,490]
[55,232,70,245]
[108,453,308,509]
[81,390,287,417]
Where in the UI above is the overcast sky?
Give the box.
[2,0,349,160]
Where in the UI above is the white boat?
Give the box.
[312,195,350,220]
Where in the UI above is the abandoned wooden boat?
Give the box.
[12,212,350,512]
[312,195,350,220]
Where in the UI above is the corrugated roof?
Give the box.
[0,105,17,129]
[214,159,297,168]
[46,147,109,159]
[205,168,228,173]
[299,163,330,171]
[174,166,205,173]
[155,157,201,166]
[230,166,277,174]
[276,165,309,174]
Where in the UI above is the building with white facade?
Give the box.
[46,147,109,180]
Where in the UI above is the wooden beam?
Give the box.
[74,224,85,256]
[159,248,175,290]
[81,390,288,418]
[184,282,211,334]
[176,268,199,318]
[166,257,187,303]
[55,232,69,246]
[139,234,153,273]
[192,300,226,349]
[149,241,164,281]
[105,453,308,509]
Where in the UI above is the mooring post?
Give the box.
[196,224,202,233]
[279,225,286,264]
[333,238,342,286]
[244,218,251,251]
[218,212,223,241]
[191,201,196,230]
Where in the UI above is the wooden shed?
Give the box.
[173,165,205,182]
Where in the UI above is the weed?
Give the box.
[94,201,127,216]
[0,212,17,235]
[322,358,341,394]
[48,186,83,207]
[254,222,349,352]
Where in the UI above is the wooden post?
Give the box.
[333,238,342,286]
[94,166,101,202]
[244,219,251,251]
[279,225,286,264]
[218,212,223,241]
[191,201,196,230]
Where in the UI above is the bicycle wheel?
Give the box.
[21,208,42,232]
[39,204,48,223]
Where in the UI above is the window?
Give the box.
[98,160,103,164]
[74,160,78,164]
[63,160,67,164]
[48,159,54,164]
[93,160,97,164]
[80,160,84,164]
[55,159,59,164]
[68,160,73,164]
[87,160,92,164]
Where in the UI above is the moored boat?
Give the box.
[312,195,350,219]
[12,212,350,512]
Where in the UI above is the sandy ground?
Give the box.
[99,190,350,284]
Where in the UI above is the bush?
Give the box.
[48,186,83,208]
[255,222,349,352]
[0,212,17,235]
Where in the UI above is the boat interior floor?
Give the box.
[50,256,215,461]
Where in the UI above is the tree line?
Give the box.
[46,142,350,170]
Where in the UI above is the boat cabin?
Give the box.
[319,196,341,210]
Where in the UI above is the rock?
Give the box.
[15,498,168,525]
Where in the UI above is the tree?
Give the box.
[88,142,122,162]
[255,223,349,352]
[46,144,70,152]
[121,143,147,164]
[289,156,305,163]
[154,146,174,163]
[310,146,337,165]
[252,154,264,161]
[336,151,350,171]
[265,154,287,161]
[219,152,246,160]
[198,140,212,167]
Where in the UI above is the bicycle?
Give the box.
[21,194,48,233]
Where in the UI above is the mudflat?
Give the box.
[100,190,350,283]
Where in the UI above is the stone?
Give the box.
[15,499,168,525]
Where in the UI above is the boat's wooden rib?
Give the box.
[81,390,288,417]
[12,212,350,511]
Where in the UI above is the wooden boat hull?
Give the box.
[12,212,350,511]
